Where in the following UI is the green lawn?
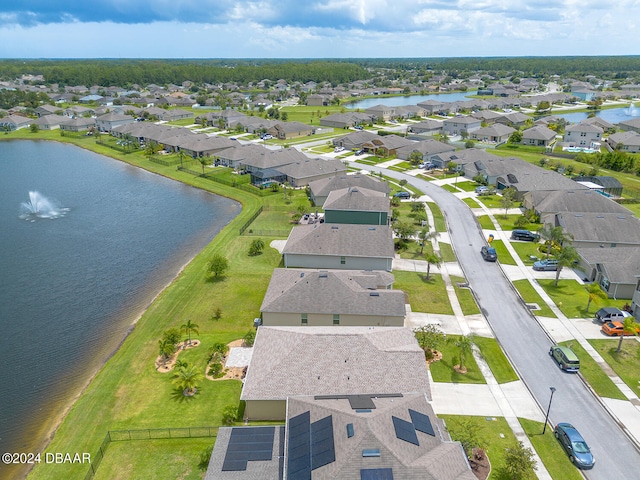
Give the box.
[94,437,214,480]
[589,339,640,397]
[462,197,481,208]
[244,210,294,236]
[510,241,546,265]
[454,181,480,192]
[439,242,456,263]
[441,184,459,193]
[440,415,517,475]
[473,194,503,208]
[537,279,628,319]
[392,271,453,315]
[426,202,447,232]
[518,418,584,480]
[451,276,481,316]
[473,336,519,384]
[476,215,496,230]
[490,240,516,265]
[430,335,486,384]
[560,341,626,400]
[512,280,557,318]
[278,105,344,124]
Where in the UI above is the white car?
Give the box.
[334,146,345,152]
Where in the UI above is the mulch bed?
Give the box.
[469,448,490,480]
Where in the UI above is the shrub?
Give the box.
[222,404,238,426]
[243,329,256,347]
[208,362,224,378]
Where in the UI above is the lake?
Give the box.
[346,91,473,109]
[0,140,240,477]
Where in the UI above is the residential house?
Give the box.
[323,187,390,225]
[320,112,373,129]
[578,247,640,299]
[332,131,379,151]
[32,114,67,130]
[206,393,475,480]
[64,105,95,118]
[161,109,193,122]
[617,117,640,134]
[581,116,615,132]
[0,114,33,131]
[308,173,389,206]
[606,131,640,153]
[282,223,394,271]
[469,123,515,143]
[260,269,405,327]
[267,121,314,140]
[416,99,448,115]
[306,94,330,106]
[521,125,557,147]
[198,109,248,129]
[365,104,396,122]
[60,117,96,133]
[407,119,443,138]
[395,139,455,163]
[276,157,347,187]
[494,112,530,127]
[442,116,481,136]
[95,112,135,132]
[631,278,640,320]
[523,189,632,219]
[395,105,425,119]
[563,123,603,148]
[214,143,268,169]
[240,326,430,420]
[176,135,239,158]
[553,212,640,249]
[361,134,414,157]
[35,105,61,117]
[471,110,503,124]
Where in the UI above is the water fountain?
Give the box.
[626,102,639,117]
[19,191,68,221]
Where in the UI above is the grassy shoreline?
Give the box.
[2,130,265,479]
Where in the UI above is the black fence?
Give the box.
[175,166,277,197]
[84,426,218,480]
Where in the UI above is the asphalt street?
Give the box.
[353,162,640,479]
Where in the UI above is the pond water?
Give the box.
[0,140,240,477]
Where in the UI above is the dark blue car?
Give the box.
[554,423,595,469]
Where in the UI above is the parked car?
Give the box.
[420,162,435,169]
[354,125,364,130]
[511,229,540,242]
[554,423,595,469]
[261,134,273,140]
[334,146,345,153]
[595,307,626,323]
[354,150,364,155]
[394,191,411,199]
[533,259,558,271]
[549,345,580,372]
[601,321,640,336]
[480,246,497,262]
[475,186,489,194]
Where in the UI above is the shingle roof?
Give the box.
[260,268,404,317]
[522,125,557,141]
[276,157,346,180]
[323,186,390,213]
[578,247,640,284]
[282,223,394,258]
[396,139,454,157]
[309,174,389,199]
[285,394,475,480]
[557,212,640,246]
[530,190,632,215]
[241,327,430,401]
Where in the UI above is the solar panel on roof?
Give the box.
[311,415,335,470]
[287,412,311,480]
[221,426,275,472]
[360,468,394,480]
[409,409,435,437]
[392,416,419,446]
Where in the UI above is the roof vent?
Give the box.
[332,226,339,230]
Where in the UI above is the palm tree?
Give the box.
[616,317,639,353]
[585,283,607,313]
[424,252,442,280]
[173,365,204,396]
[158,338,176,367]
[554,246,580,287]
[418,226,440,254]
[538,225,573,259]
[180,319,200,346]
[453,334,475,372]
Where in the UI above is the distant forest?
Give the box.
[1,56,640,87]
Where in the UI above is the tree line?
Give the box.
[0,59,369,87]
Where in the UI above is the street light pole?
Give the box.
[542,386,556,434]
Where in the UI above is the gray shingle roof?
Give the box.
[260,268,404,317]
[285,394,475,480]
[323,186,390,212]
[309,174,389,199]
[530,190,632,215]
[276,157,346,181]
[557,212,640,246]
[578,247,640,283]
[522,125,556,141]
[282,223,394,258]
[241,326,431,401]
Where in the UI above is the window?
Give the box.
[333,314,340,325]
[301,313,308,325]
[340,256,346,265]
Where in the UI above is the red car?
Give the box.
[601,321,640,336]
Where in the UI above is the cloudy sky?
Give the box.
[0,0,638,58]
